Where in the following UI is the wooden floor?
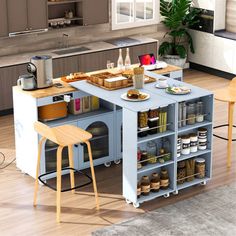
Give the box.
[0,69,236,236]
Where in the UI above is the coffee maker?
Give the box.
[27,55,53,89]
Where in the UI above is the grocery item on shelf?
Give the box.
[133,67,144,89]
[198,128,207,150]
[196,101,204,122]
[160,168,169,190]
[187,103,196,125]
[177,161,186,185]
[141,176,150,196]
[147,141,157,164]
[186,159,195,182]
[195,158,206,179]
[159,109,167,133]
[181,135,191,155]
[137,183,141,198]
[190,133,198,153]
[140,151,148,166]
[148,108,159,134]
[177,137,181,157]
[150,173,160,192]
[138,110,149,137]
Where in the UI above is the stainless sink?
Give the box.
[52,46,91,55]
[105,37,140,47]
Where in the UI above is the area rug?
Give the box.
[92,183,236,236]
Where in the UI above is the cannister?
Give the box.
[160,169,169,190]
[190,133,198,153]
[141,176,150,196]
[150,173,160,192]
[181,135,190,155]
[195,158,206,179]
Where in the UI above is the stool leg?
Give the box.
[68,145,75,194]
[86,141,99,210]
[227,102,235,168]
[33,137,46,206]
[56,146,63,223]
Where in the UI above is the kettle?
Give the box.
[17,74,37,90]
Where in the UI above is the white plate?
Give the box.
[121,92,150,102]
[155,84,168,89]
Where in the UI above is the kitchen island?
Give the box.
[13,69,213,207]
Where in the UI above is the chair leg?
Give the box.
[56,146,63,223]
[33,137,46,207]
[227,102,235,168]
[86,141,99,210]
[68,145,75,194]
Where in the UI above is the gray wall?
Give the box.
[0,0,167,57]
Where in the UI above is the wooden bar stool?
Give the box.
[33,121,99,223]
[214,78,236,168]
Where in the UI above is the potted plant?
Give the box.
[158,0,200,68]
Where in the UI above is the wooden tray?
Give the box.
[87,76,156,91]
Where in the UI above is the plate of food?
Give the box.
[121,89,150,102]
[165,86,191,95]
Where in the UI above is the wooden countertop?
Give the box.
[13,79,77,99]
[13,64,182,99]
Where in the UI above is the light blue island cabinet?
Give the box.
[70,72,214,208]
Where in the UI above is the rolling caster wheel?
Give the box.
[125,199,132,204]
[133,202,140,208]
[173,190,178,195]
[200,180,207,186]
[164,193,170,198]
[104,162,111,167]
[114,159,121,165]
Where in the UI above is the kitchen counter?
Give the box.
[0,36,158,68]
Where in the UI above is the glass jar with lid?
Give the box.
[196,101,204,122]
[147,141,157,164]
[187,103,196,125]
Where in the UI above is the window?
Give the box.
[112,0,160,30]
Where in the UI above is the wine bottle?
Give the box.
[124,48,131,69]
[117,48,124,70]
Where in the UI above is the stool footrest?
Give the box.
[38,167,92,192]
[213,124,236,141]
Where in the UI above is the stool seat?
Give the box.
[33,121,99,223]
[214,88,236,103]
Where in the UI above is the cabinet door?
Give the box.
[7,0,28,33]
[27,0,48,30]
[83,0,109,26]
[0,0,8,37]
[0,64,28,111]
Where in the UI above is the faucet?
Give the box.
[58,33,69,49]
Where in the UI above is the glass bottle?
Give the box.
[117,48,124,70]
[147,141,157,164]
[196,101,204,122]
[150,173,160,192]
[124,48,131,70]
[160,168,169,190]
[141,175,150,196]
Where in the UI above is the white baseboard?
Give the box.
[183,62,190,69]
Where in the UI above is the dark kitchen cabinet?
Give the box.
[7,0,28,33]
[7,0,47,34]
[0,64,27,111]
[0,0,8,37]
[27,0,48,30]
[83,0,109,26]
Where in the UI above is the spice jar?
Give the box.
[198,128,207,150]
[181,135,190,155]
[147,141,157,164]
[141,151,148,166]
[150,173,160,192]
[196,101,204,122]
[141,176,150,196]
[160,169,169,190]
[137,183,141,198]
[177,137,181,158]
[195,158,206,178]
[187,103,196,125]
[190,133,198,153]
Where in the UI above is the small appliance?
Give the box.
[27,55,53,89]
[17,74,37,90]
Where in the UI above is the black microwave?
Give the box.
[190,8,214,34]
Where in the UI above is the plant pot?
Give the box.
[162,55,186,68]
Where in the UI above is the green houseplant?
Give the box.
[158,0,200,67]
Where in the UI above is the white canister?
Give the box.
[190,133,198,153]
[198,138,207,150]
[177,137,181,157]
[181,135,190,155]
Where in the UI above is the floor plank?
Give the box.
[0,69,235,236]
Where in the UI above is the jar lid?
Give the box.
[198,127,207,132]
[181,135,190,139]
[152,172,159,177]
[189,133,198,137]
[142,175,149,180]
[194,158,205,163]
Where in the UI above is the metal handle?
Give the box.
[17,78,21,86]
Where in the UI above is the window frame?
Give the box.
[111,0,160,30]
